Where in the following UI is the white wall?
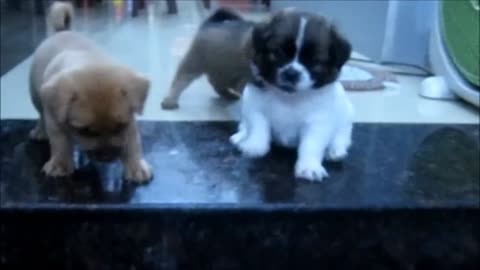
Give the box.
[381,0,436,67]
[272,0,436,68]
[272,0,390,60]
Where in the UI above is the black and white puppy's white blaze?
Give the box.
[250,10,352,92]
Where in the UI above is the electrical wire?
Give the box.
[349,57,433,77]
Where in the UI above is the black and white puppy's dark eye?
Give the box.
[268,49,284,62]
[268,52,277,62]
[310,55,330,71]
[312,59,330,71]
[312,64,326,73]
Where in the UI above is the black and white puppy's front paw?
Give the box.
[229,131,246,146]
[326,145,348,161]
[326,127,352,161]
[295,158,329,182]
[231,135,270,158]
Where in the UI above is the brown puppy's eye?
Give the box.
[268,49,285,62]
[112,123,128,134]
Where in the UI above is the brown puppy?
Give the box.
[30,1,152,183]
[161,9,253,110]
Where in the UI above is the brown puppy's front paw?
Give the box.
[124,159,153,183]
[161,97,179,110]
[29,125,47,141]
[42,158,74,177]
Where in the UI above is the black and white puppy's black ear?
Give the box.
[251,9,291,56]
[247,19,275,79]
[250,21,272,56]
[329,26,352,70]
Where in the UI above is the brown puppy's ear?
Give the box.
[40,75,76,124]
[329,26,352,70]
[123,73,150,115]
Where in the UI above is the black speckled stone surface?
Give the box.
[1,120,479,206]
[1,120,479,269]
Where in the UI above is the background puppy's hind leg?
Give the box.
[230,78,247,99]
[161,54,202,110]
[209,76,244,100]
[223,78,246,100]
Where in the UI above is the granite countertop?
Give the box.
[1,120,479,269]
[1,120,478,209]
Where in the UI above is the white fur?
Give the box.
[230,82,354,182]
[277,17,313,91]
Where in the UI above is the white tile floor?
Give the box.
[1,0,478,124]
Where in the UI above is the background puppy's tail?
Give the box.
[47,1,74,34]
[201,8,243,28]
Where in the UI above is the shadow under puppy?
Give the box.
[30,1,152,183]
[161,9,254,110]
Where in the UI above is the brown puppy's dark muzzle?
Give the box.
[86,147,122,162]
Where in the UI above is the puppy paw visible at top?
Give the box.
[124,159,153,183]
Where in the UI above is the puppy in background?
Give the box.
[161,9,253,110]
[230,9,354,181]
[30,1,153,182]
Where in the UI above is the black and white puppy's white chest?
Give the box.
[231,10,354,182]
[240,81,353,148]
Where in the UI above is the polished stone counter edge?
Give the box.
[1,203,478,213]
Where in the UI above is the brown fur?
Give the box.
[161,12,253,110]
[30,2,152,183]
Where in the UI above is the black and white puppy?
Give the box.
[231,8,354,181]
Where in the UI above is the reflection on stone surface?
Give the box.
[406,127,480,204]
[1,120,478,207]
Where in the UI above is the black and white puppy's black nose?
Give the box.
[281,67,301,84]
